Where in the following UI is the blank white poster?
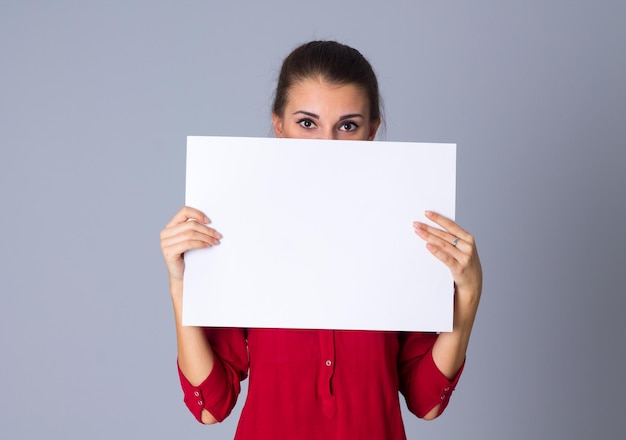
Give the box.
[183,136,456,332]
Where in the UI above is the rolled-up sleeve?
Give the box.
[398,332,464,419]
[177,327,248,423]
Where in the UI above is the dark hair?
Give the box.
[272,41,381,123]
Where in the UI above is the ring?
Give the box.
[452,237,459,247]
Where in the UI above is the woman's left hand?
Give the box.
[413,211,482,309]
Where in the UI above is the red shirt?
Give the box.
[178,328,463,439]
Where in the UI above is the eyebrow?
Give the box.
[292,110,365,121]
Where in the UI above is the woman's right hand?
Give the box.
[160,206,222,285]
[162,207,222,422]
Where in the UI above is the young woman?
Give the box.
[160,41,482,439]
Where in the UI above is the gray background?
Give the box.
[1,1,624,439]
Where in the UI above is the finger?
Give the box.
[425,243,462,274]
[424,211,472,242]
[161,220,221,238]
[162,239,214,262]
[161,219,222,241]
[165,206,210,229]
[161,225,222,248]
[413,221,469,252]
[427,241,480,291]
[415,222,471,261]
[161,232,221,250]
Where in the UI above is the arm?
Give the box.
[161,206,247,424]
[398,332,464,421]
[171,285,221,424]
[412,210,483,419]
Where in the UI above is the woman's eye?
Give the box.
[339,121,358,132]
[298,118,315,129]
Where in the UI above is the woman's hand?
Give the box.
[412,210,482,393]
[161,207,222,420]
[160,206,222,285]
[412,210,482,310]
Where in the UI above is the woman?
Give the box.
[160,41,482,439]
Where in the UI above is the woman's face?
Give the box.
[272,77,380,141]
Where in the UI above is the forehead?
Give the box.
[286,77,369,113]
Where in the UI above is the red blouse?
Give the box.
[178,328,463,439]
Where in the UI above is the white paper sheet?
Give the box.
[183,136,456,332]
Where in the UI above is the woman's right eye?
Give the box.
[297,118,316,129]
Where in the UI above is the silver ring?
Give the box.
[452,237,459,247]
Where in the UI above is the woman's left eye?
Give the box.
[339,121,358,132]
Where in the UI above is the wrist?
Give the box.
[454,284,481,309]
[452,291,479,331]
[170,279,184,304]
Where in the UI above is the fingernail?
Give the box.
[425,210,433,217]
[204,216,211,224]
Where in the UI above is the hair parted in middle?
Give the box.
[272,41,382,124]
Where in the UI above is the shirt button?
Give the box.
[194,391,200,397]
[444,387,450,392]
[198,400,203,405]
[325,360,332,367]
[441,395,446,400]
